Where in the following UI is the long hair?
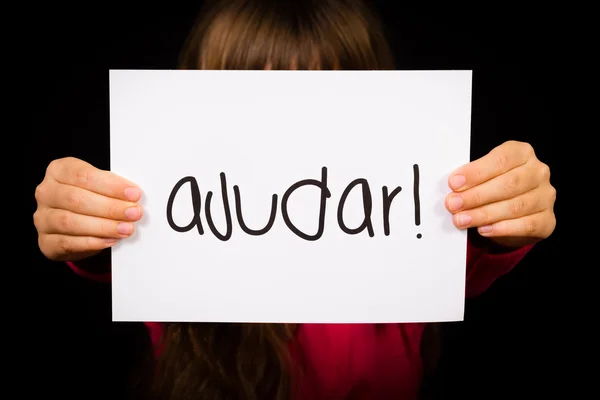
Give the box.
[150,323,298,399]
[147,1,399,399]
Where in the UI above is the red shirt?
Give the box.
[68,239,531,399]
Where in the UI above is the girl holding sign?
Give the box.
[33,0,556,399]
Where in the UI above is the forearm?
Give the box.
[465,229,533,298]
[66,249,111,283]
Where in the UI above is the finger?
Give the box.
[448,141,534,192]
[43,180,143,221]
[40,208,136,239]
[47,157,142,201]
[476,210,556,240]
[445,163,540,213]
[38,234,119,262]
[450,187,548,229]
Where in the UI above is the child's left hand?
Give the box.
[445,140,556,249]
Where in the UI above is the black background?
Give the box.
[31,2,565,399]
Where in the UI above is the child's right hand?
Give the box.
[33,157,144,262]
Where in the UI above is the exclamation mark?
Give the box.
[413,164,421,239]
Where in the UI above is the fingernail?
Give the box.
[448,195,464,211]
[450,175,466,190]
[105,238,119,245]
[125,206,141,220]
[117,222,133,236]
[125,187,142,202]
[478,225,493,234]
[457,213,471,227]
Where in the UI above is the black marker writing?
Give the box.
[382,185,402,236]
[234,186,278,235]
[281,167,331,241]
[205,172,233,241]
[413,164,421,239]
[165,165,423,240]
[166,176,204,234]
[337,178,374,237]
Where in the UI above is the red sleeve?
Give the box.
[66,261,111,283]
[465,234,533,298]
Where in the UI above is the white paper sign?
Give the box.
[109,70,472,323]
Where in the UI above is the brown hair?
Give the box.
[148,1,396,399]
[179,0,394,71]
[150,323,298,399]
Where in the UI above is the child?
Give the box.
[33,0,556,398]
